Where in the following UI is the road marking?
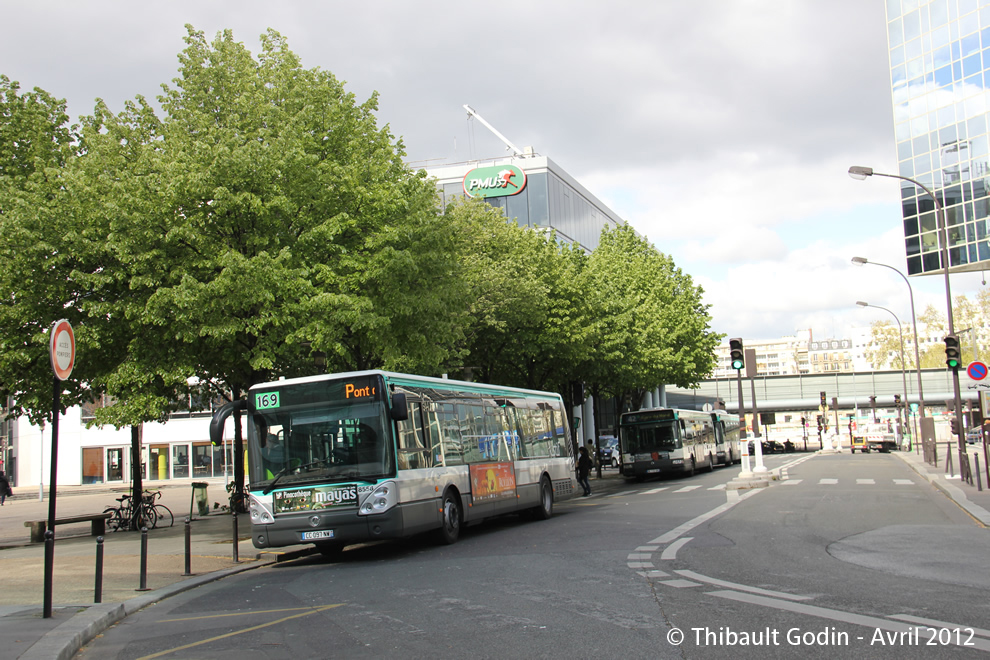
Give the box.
[660,579,701,588]
[649,489,762,545]
[139,604,344,659]
[635,545,659,552]
[708,484,726,491]
[856,478,876,485]
[642,487,669,494]
[893,479,914,485]
[709,591,990,652]
[782,479,802,485]
[819,478,838,485]
[637,569,670,578]
[673,485,702,492]
[627,552,652,560]
[627,561,654,569]
[660,537,692,560]
[675,570,813,601]
[888,614,990,639]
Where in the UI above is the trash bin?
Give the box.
[191,482,210,518]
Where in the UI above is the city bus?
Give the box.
[618,408,717,480]
[711,410,742,466]
[209,370,577,556]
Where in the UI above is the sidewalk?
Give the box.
[2,456,986,660]
[0,480,314,660]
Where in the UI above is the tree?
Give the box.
[449,197,591,392]
[580,224,718,443]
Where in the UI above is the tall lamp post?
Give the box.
[849,165,968,478]
[857,301,910,448]
[851,256,925,452]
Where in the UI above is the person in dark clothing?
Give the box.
[576,446,593,496]
[0,471,10,505]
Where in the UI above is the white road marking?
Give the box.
[710,590,990,652]
[626,553,652,560]
[819,478,838,485]
[660,537,692,561]
[626,561,654,569]
[660,579,701,588]
[674,485,702,493]
[675,570,813,601]
[888,614,990,639]
[708,484,726,491]
[893,479,914,485]
[782,480,802,485]
[641,487,668,494]
[649,489,762,545]
[856,478,876,484]
[637,570,670,578]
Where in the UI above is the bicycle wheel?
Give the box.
[103,506,124,532]
[142,503,159,529]
[153,504,173,528]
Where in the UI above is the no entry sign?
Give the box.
[49,319,75,381]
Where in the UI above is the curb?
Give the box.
[893,452,990,526]
[19,557,274,660]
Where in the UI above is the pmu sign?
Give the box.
[463,164,527,199]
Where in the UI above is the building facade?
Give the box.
[886,0,990,275]
[425,153,626,252]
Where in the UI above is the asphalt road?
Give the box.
[73,453,989,659]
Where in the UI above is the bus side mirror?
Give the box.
[390,392,408,421]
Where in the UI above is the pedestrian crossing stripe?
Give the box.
[674,485,702,492]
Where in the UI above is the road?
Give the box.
[75,453,989,659]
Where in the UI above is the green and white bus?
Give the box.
[711,410,742,466]
[209,370,577,556]
[619,408,718,480]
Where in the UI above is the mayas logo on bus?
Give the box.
[273,485,359,513]
[462,164,527,198]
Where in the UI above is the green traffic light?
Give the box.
[731,359,743,370]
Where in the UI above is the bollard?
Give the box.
[183,517,192,576]
[43,529,55,619]
[137,526,150,591]
[976,455,983,492]
[945,445,954,478]
[94,536,104,603]
[232,507,239,563]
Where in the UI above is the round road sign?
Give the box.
[967,361,988,381]
[49,319,75,381]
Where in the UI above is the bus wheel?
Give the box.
[437,490,462,545]
[706,453,715,472]
[531,476,554,520]
[685,459,695,477]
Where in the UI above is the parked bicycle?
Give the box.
[103,489,174,531]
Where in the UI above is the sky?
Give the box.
[2,0,987,344]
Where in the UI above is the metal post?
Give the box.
[975,454,983,492]
[137,527,150,591]
[736,370,751,476]
[43,529,54,618]
[945,444,954,478]
[232,507,239,563]
[183,517,192,576]
[94,536,104,603]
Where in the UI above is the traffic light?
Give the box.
[950,418,960,435]
[894,394,901,406]
[944,334,961,369]
[820,391,827,409]
[729,338,744,370]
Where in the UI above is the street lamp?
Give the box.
[849,165,967,477]
[851,255,925,451]
[856,301,910,448]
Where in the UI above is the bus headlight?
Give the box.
[249,493,275,525]
[358,481,397,516]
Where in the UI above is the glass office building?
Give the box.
[887,0,990,275]
[425,154,625,252]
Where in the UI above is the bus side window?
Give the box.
[397,401,432,470]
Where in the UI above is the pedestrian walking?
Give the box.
[576,446,592,496]
[0,471,10,505]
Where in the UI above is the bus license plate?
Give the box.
[647,468,661,474]
[302,530,334,540]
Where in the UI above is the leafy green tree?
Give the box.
[449,197,591,392]
[580,224,718,443]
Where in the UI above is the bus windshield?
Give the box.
[249,400,393,489]
[621,422,680,454]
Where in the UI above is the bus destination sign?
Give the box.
[623,409,676,424]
